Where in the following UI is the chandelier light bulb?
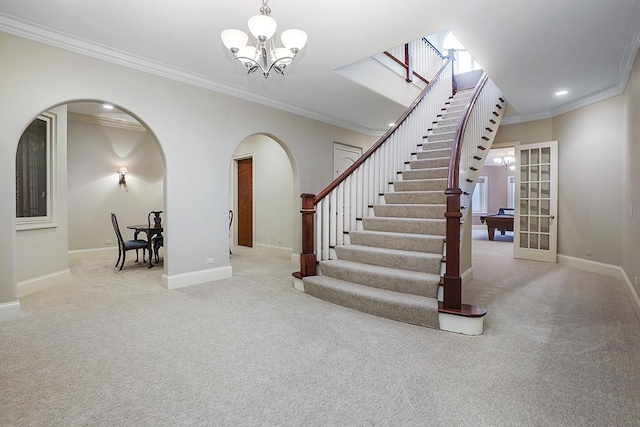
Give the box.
[281,29,308,51]
[248,15,277,40]
[221,29,249,50]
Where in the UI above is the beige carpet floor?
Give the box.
[1,238,639,426]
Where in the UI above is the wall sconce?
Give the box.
[118,167,128,185]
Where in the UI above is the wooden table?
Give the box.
[127,224,163,268]
[479,214,514,241]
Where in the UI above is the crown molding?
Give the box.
[502,5,640,126]
[0,13,379,136]
[68,112,146,132]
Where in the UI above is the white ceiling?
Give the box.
[1,0,639,134]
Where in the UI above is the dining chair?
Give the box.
[148,210,163,263]
[111,212,148,270]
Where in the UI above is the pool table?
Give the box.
[480,208,514,241]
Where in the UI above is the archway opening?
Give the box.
[14,100,166,297]
[228,133,298,263]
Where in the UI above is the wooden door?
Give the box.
[237,158,253,247]
[514,141,558,262]
[333,143,362,179]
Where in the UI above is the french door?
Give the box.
[514,141,558,263]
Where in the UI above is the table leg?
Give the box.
[488,226,495,241]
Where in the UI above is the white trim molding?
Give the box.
[0,300,22,322]
[17,269,71,298]
[161,266,232,290]
[558,255,640,323]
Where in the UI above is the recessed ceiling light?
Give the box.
[389,123,395,127]
[103,104,114,109]
[555,90,568,96]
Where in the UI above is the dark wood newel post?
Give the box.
[300,193,317,277]
[443,187,462,310]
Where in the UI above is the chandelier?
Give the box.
[493,152,516,171]
[221,0,307,78]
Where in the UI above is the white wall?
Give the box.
[622,52,640,298]
[231,134,294,256]
[0,32,375,313]
[67,115,164,251]
[552,96,624,266]
[494,91,626,268]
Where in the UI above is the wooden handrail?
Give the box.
[442,72,489,312]
[447,73,489,188]
[383,51,430,85]
[315,57,453,205]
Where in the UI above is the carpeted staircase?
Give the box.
[303,89,474,329]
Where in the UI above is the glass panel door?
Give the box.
[514,141,558,263]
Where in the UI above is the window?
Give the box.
[442,31,482,74]
[16,112,56,228]
[472,176,488,214]
[507,176,516,209]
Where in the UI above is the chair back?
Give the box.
[148,210,163,229]
[111,213,125,248]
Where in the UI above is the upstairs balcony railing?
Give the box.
[384,37,445,85]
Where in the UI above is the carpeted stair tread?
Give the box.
[318,259,440,297]
[349,230,445,253]
[302,275,440,328]
[373,203,445,218]
[384,191,446,204]
[419,140,453,150]
[393,179,448,192]
[335,244,442,274]
[425,132,455,142]
[363,216,446,235]
[402,168,448,180]
[410,157,450,169]
[416,148,451,160]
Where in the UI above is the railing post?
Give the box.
[448,48,457,95]
[300,193,317,277]
[443,187,462,310]
[404,43,413,83]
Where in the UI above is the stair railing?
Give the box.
[384,38,445,85]
[442,73,507,313]
[297,58,453,278]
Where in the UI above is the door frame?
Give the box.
[232,154,255,248]
[514,140,558,263]
[333,142,362,179]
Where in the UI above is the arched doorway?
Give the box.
[14,100,166,297]
[229,134,297,260]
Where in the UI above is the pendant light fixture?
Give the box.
[221,0,307,78]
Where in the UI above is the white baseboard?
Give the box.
[0,300,21,322]
[620,269,640,324]
[161,265,232,290]
[291,253,300,264]
[18,269,71,298]
[558,255,640,323]
[254,243,293,259]
[68,247,117,260]
[557,255,622,278]
[462,266,473,287]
